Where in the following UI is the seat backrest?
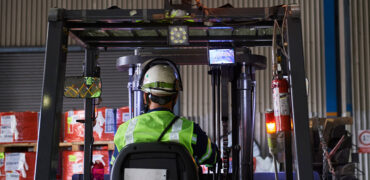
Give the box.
[110,142,199,180]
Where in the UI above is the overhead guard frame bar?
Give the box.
[286,17,314,180]
[35,9,69,179]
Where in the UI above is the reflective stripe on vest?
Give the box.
[125,118,138,145]
[191,134,197,144]
[198,138,212,164]
[169,118,183,142]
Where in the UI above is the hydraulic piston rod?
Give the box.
[237,63,256,180]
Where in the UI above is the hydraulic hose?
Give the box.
[273,155,279,180]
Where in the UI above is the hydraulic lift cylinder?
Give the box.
[132,63,144,116]
[127,67,134,119]
[237,63,255,180]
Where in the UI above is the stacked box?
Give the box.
[64,109,85,142]
[116,107,130,129]
[62,151,109,180]
[0,112,38,143]
[63,107,116,142]
[0,152,36,180]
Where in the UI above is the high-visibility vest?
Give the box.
[114,111,194,155]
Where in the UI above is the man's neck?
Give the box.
[148,107,172,113]
[149,103,173,111]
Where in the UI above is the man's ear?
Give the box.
[143,93,148,105]
[174,93,178,102]
[172,93,178,106]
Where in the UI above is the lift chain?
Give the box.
[222,117,230,177]
[318,126,335,180]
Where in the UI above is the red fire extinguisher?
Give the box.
[271,77,291,132]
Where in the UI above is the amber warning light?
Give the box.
[265,109,276,134]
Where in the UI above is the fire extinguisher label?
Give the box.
[279,93,290,115]
[273,89,290,116]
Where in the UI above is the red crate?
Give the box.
[0,112,38,143]
[64,110,84,142]
[0,152,36,180]
[63,107,116,142]
[62,151,110,180]
[116,107,130,129]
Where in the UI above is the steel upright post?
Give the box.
[133,63,143,116]
[284,131,293,180]
[128,67,134,119]
[217,68,221,150]
[221,66,230,177]
[286,16,314,180]
[231,66,240,180]
[83,46,98,180]
[237,63,255,180]
[211,68,216,143]
[35,8,68,180]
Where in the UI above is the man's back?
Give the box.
[112,109,219,166]
[114,110,194,155]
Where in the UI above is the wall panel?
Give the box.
[350,0,370,179]
[0,0,166,47]
[0,51,130,112]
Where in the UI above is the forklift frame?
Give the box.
[35,5,313,180]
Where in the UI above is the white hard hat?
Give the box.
[141,65,180,95]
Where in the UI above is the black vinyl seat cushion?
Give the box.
[111,142,199,180]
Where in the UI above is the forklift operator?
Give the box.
[111,64,219,166]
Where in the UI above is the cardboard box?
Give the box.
[116,107,130,129]
[0,112,38,143]
[63,107,116,142]
[62,151,110,180]
[0,152,36,180]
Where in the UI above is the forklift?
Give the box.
[35,0,314,179]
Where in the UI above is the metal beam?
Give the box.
[66,21,275,29]
[80,35,274,43]
[231,67,240,180]
[64,8,270,22]
[116,48,268,68]
[221,66,231,175]
[88,41,272,48]
[0,46,83,53]
[35,10,68,179]
[83,46,98,180]
[286,17,314,180]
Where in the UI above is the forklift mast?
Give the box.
[35,3,313,180]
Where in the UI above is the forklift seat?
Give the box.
[110,142,199,180]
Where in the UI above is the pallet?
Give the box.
[59,141,115,151]
[0,142,38,152]
[309,117,353,129]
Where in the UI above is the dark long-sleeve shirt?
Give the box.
[112,108,219,166]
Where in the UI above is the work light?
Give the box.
[168,26,189,45]
[265,109,276,134]
[265,109,278,155]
